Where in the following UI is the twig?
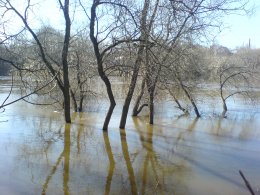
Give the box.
[239,170,255,195]
[1,73,14,107]
[0,72,58,109]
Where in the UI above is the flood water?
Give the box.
[0,77,260,195]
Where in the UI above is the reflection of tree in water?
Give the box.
[36,118,63,158]
[176,117,198,142]
[17,112,112,195]
[63,124,70,195]
[120,128,138,195]
[103,131,115,195]
[170,117,246,190]
[103,123,140,195]
[16,115,64,173]
[16,113,189,194]
[42,123,71,195]
[133,117,187,195]
[41,112,84,195]
[133,117,164,194]
[41,113,134,195]
[76,113,85,154]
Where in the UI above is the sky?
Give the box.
[215,0,260,49]
[1,0,260,50]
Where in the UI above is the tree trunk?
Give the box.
[221,98,228,117]
[119,47,144,128]
[7,0,72,123]
[119,0,151,129]
[61,0,71,123]
[79,96,84,112]
[179,80,200,117]
[75,52,84,112]
[191,99,200,118]
[173,96,187,113]
[220,88,228,112]
[63,85,71,123]
[70,90,78,112]
[223,100,227,112]
[132,77,146,116]
[102,77,116,131]
[90,1,116,130]
[167,88,187,114]
[220,85,227,117]
[149,90,154,124]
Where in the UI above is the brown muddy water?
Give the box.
[0,77,260,195]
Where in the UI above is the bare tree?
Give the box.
[217,58,254,117]
[0,71,59,110]
[68,32,97,112]
[146,0,250,121]
[132,77,148,116]
[120,0,158,128]
[0,0,72,122]
[88,0,138,130]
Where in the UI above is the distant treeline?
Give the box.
[0,64,11,76]
[0,45,11,76]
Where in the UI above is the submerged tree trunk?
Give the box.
[119,47,144,128]
[6,0,72,123]
[173,96,187,114]
[90,1,116,130]
[70,89,84,112]
[78,96,84,112]
[119,0,151,129]
[147,80,157,124]
[102,80,116,130]
[146,51,161,125]
[142,0,160,125]
[70,85,84,112]
[149,90,154,124]
[74,52,84,113]
[223,99,227,112]
[132,77,147,116]
[70,90,78,112]
[179,79,200,117]
[63,80,71,123]
[166,87,187,114]
[220,82,228,117]
[221,96,228,117]
[61,0,71,123]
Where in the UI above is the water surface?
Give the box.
[0,78,260,195]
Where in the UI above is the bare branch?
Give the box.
[0,71,59,109]
[239,170,255,195]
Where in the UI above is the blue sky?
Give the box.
[216,0,260,49]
